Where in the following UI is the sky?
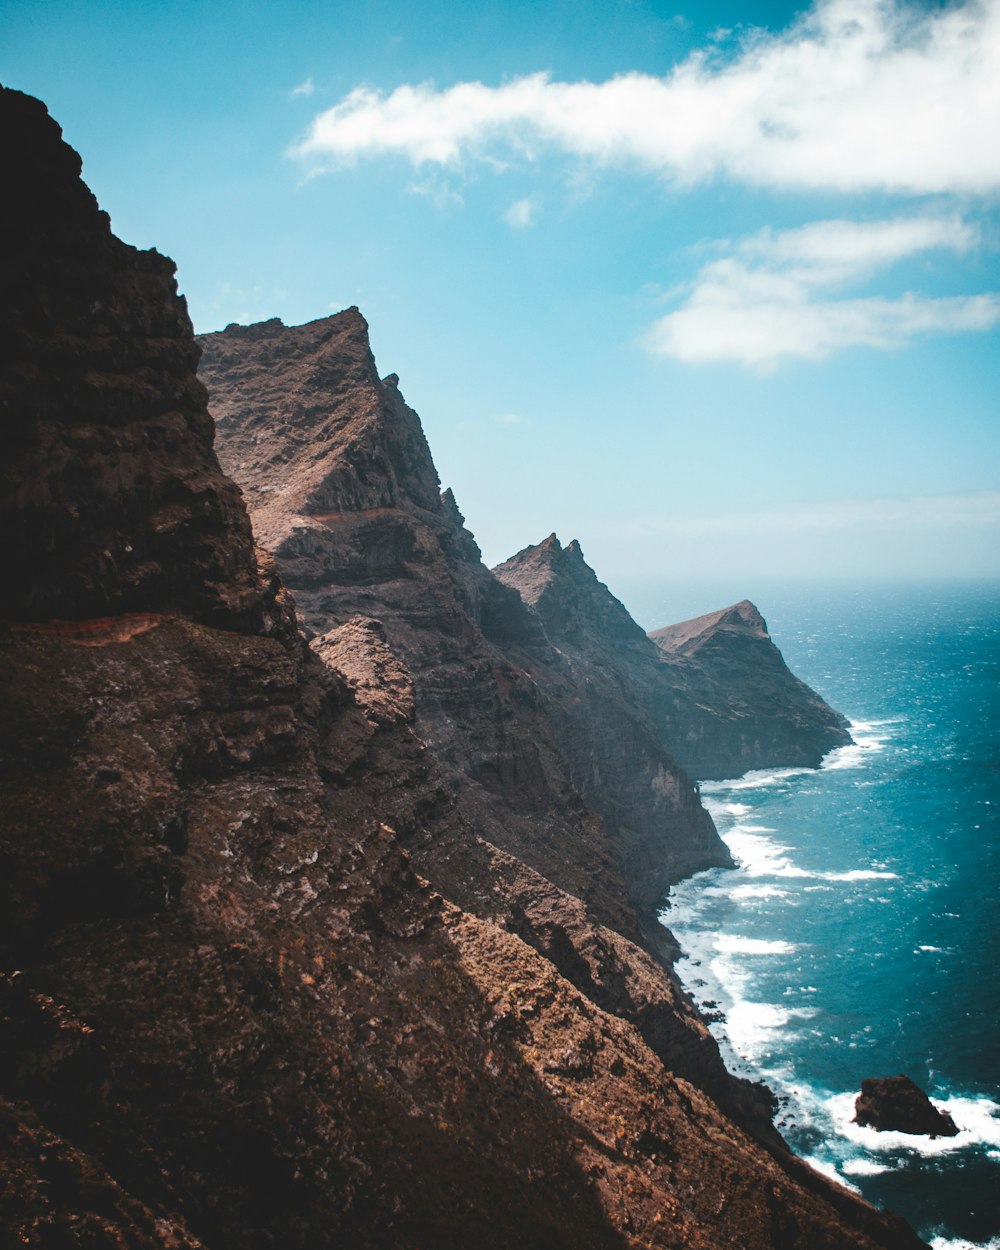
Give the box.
[4,0,999,621]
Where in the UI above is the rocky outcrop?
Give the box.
[854,1076,959,1137]
[1,85,928,1250]
[649,600,852,780]
[0,89,279,634]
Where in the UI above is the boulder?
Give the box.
[854,1075,959,1136]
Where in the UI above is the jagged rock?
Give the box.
[854,1076,959,1137]
[0,89,281,634]
[201,312,725,930]
[493,534,728,896]
[649,600,852,780]
[1,85,930,1250]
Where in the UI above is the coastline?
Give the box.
[659,710,1000,1247]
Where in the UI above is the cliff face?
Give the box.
[492,535,727,899]
[0,90,275,633]
[1,86,927,1250]
[199,311,724,930]
[494,542,851,787]
[649,600,852,780]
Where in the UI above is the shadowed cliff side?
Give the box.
[492,535,727,905]
[1,86,927,1250]
[0,90,279,633]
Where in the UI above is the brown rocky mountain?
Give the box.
[650,601,852,779]
[494,540,851,785]
[1,85,927,1250]
[199,310,727,937]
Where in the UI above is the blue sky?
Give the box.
[4,0,999,618]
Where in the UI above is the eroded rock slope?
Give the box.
[1,86,925,1250]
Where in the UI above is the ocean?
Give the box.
[647,581,1000,1249]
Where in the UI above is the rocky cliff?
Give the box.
[492,538,849,796]
[199,311,725,930]
[649,600,852,780]
[491,535,726,898]
[1,85,926,1250]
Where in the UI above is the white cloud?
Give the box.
[291,77,316,98]
[494,411,526,424]
[292,0,1000,194]
[503,198,536,228]
[644,215,1000,369]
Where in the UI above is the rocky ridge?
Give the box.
[492,536,849,793]
[1,86,927,1250]
[199,311,727,933]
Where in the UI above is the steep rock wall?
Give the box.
[494,542,851,787]
[200,311,725,929]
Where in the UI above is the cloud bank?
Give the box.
[293,0,1000,194]
[647,216,1000,368]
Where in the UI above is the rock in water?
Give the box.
[854,1076,960,1137]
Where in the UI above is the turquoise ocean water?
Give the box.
[643,582,999,1249]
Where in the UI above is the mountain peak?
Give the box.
[493,535,644,644]
[197,310,441,533]
[650,599,769,655]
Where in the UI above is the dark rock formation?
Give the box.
[492,538,848,797]
[1,85,929,1250]
[0,88,278,634]
[649,600,852,780]
[854,1076,959,1137]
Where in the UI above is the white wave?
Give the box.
[701,798,754,821]
[917,944,944,952]
[726,1001,794,1053]
[731,883,789,900]
[930,1237,1000,1250]
[841,1157,894,1176]
[848,717,904,735]
[703,765,816,792]
[822,718,900,771]
[715,934,797,955]
[802,1155,861,1193]
[725,829,811,878]
[822,869,900,881]
[823,744,878,770]
[827,1091,1000,1157]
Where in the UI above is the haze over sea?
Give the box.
[637,580,1000,1249]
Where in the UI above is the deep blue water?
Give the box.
[654,582,1000,1249]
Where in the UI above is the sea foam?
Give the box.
[827,1092,1000,1158]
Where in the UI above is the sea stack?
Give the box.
[854,1076,960,1137]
